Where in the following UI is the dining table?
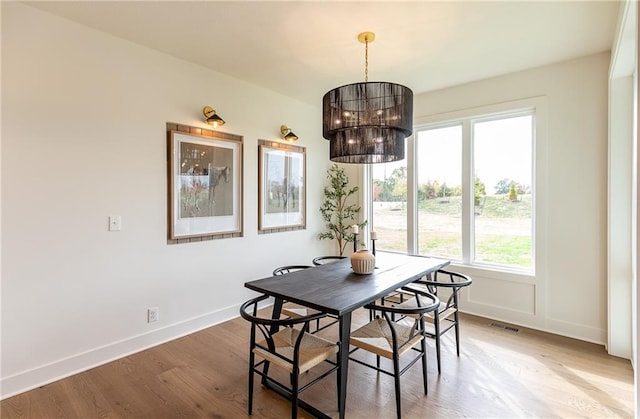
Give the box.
[244,252,450,419]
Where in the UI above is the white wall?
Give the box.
[412,53,611,345]
[1,3,335,398]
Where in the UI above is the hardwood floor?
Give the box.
[2,310,634,418]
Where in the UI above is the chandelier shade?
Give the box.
[322,81,413,163]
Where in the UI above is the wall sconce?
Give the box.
[280,125,299,142]
[203,106,225,128]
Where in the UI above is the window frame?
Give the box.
[468,111,535,270]
[366,96,547,277]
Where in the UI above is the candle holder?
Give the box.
[353,233,358,253]
[370,231,378,256]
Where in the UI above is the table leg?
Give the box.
[338,312,351,419]
[270,298,283,322]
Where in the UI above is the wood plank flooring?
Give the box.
[2,310,634,418]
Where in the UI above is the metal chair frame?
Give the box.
[311,256,348,266]
[400,269,473,374]
[272,265,314,275]
[240,294,340,419]
[349,288,439,419]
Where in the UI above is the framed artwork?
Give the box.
[258,140,306,232]
[168,129,243,240]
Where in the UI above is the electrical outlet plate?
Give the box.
[148,307,159,323]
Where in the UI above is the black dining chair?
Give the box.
[272,265,314,275]
[393,269,473,374]
[273,265,338,333]
[239,294,340,418]
[349,287,440,419]
[312,256,348,266]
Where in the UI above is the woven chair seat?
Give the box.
[381,289,413,305]
[350,318,424,359]
[282,303,322,319]
[394,298,457,321]
[254,327,338,374]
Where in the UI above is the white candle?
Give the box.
[370,231,377,240]
[352,225,359,234]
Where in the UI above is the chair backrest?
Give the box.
[419,269,472,309]
[312,256,347,266]
[432,269,473,288]
[239,294,328,361]
[367,288,440,318]
[272,265,313,276]
[364,289,440,350]
[240,294,325,328]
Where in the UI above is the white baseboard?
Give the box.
[543,316,607,346]
[463,304,607,347]
[2,298,613,400]
[1,303,243,400]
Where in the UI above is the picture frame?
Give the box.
[258,140,306,232]
[168,129,243,240]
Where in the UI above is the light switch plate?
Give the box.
[109,215,121,231]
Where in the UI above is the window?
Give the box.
[416,125,463,260]
[370,107,536,273]
[472,115,533,268]
[371,144,408,252]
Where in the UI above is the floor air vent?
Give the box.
[489,322,520,333]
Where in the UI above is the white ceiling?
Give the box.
[25,1,622,106]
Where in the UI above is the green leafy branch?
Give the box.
[319,164,367,256]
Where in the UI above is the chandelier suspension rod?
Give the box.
[364,36,369,82]
[358,32,375,82]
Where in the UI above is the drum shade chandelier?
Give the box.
[322,32,413,164]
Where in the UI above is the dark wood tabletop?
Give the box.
[245,252,449,316]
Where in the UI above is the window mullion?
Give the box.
[364,163,373,234]
[461,120,473,264]
[407,134,417,255]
